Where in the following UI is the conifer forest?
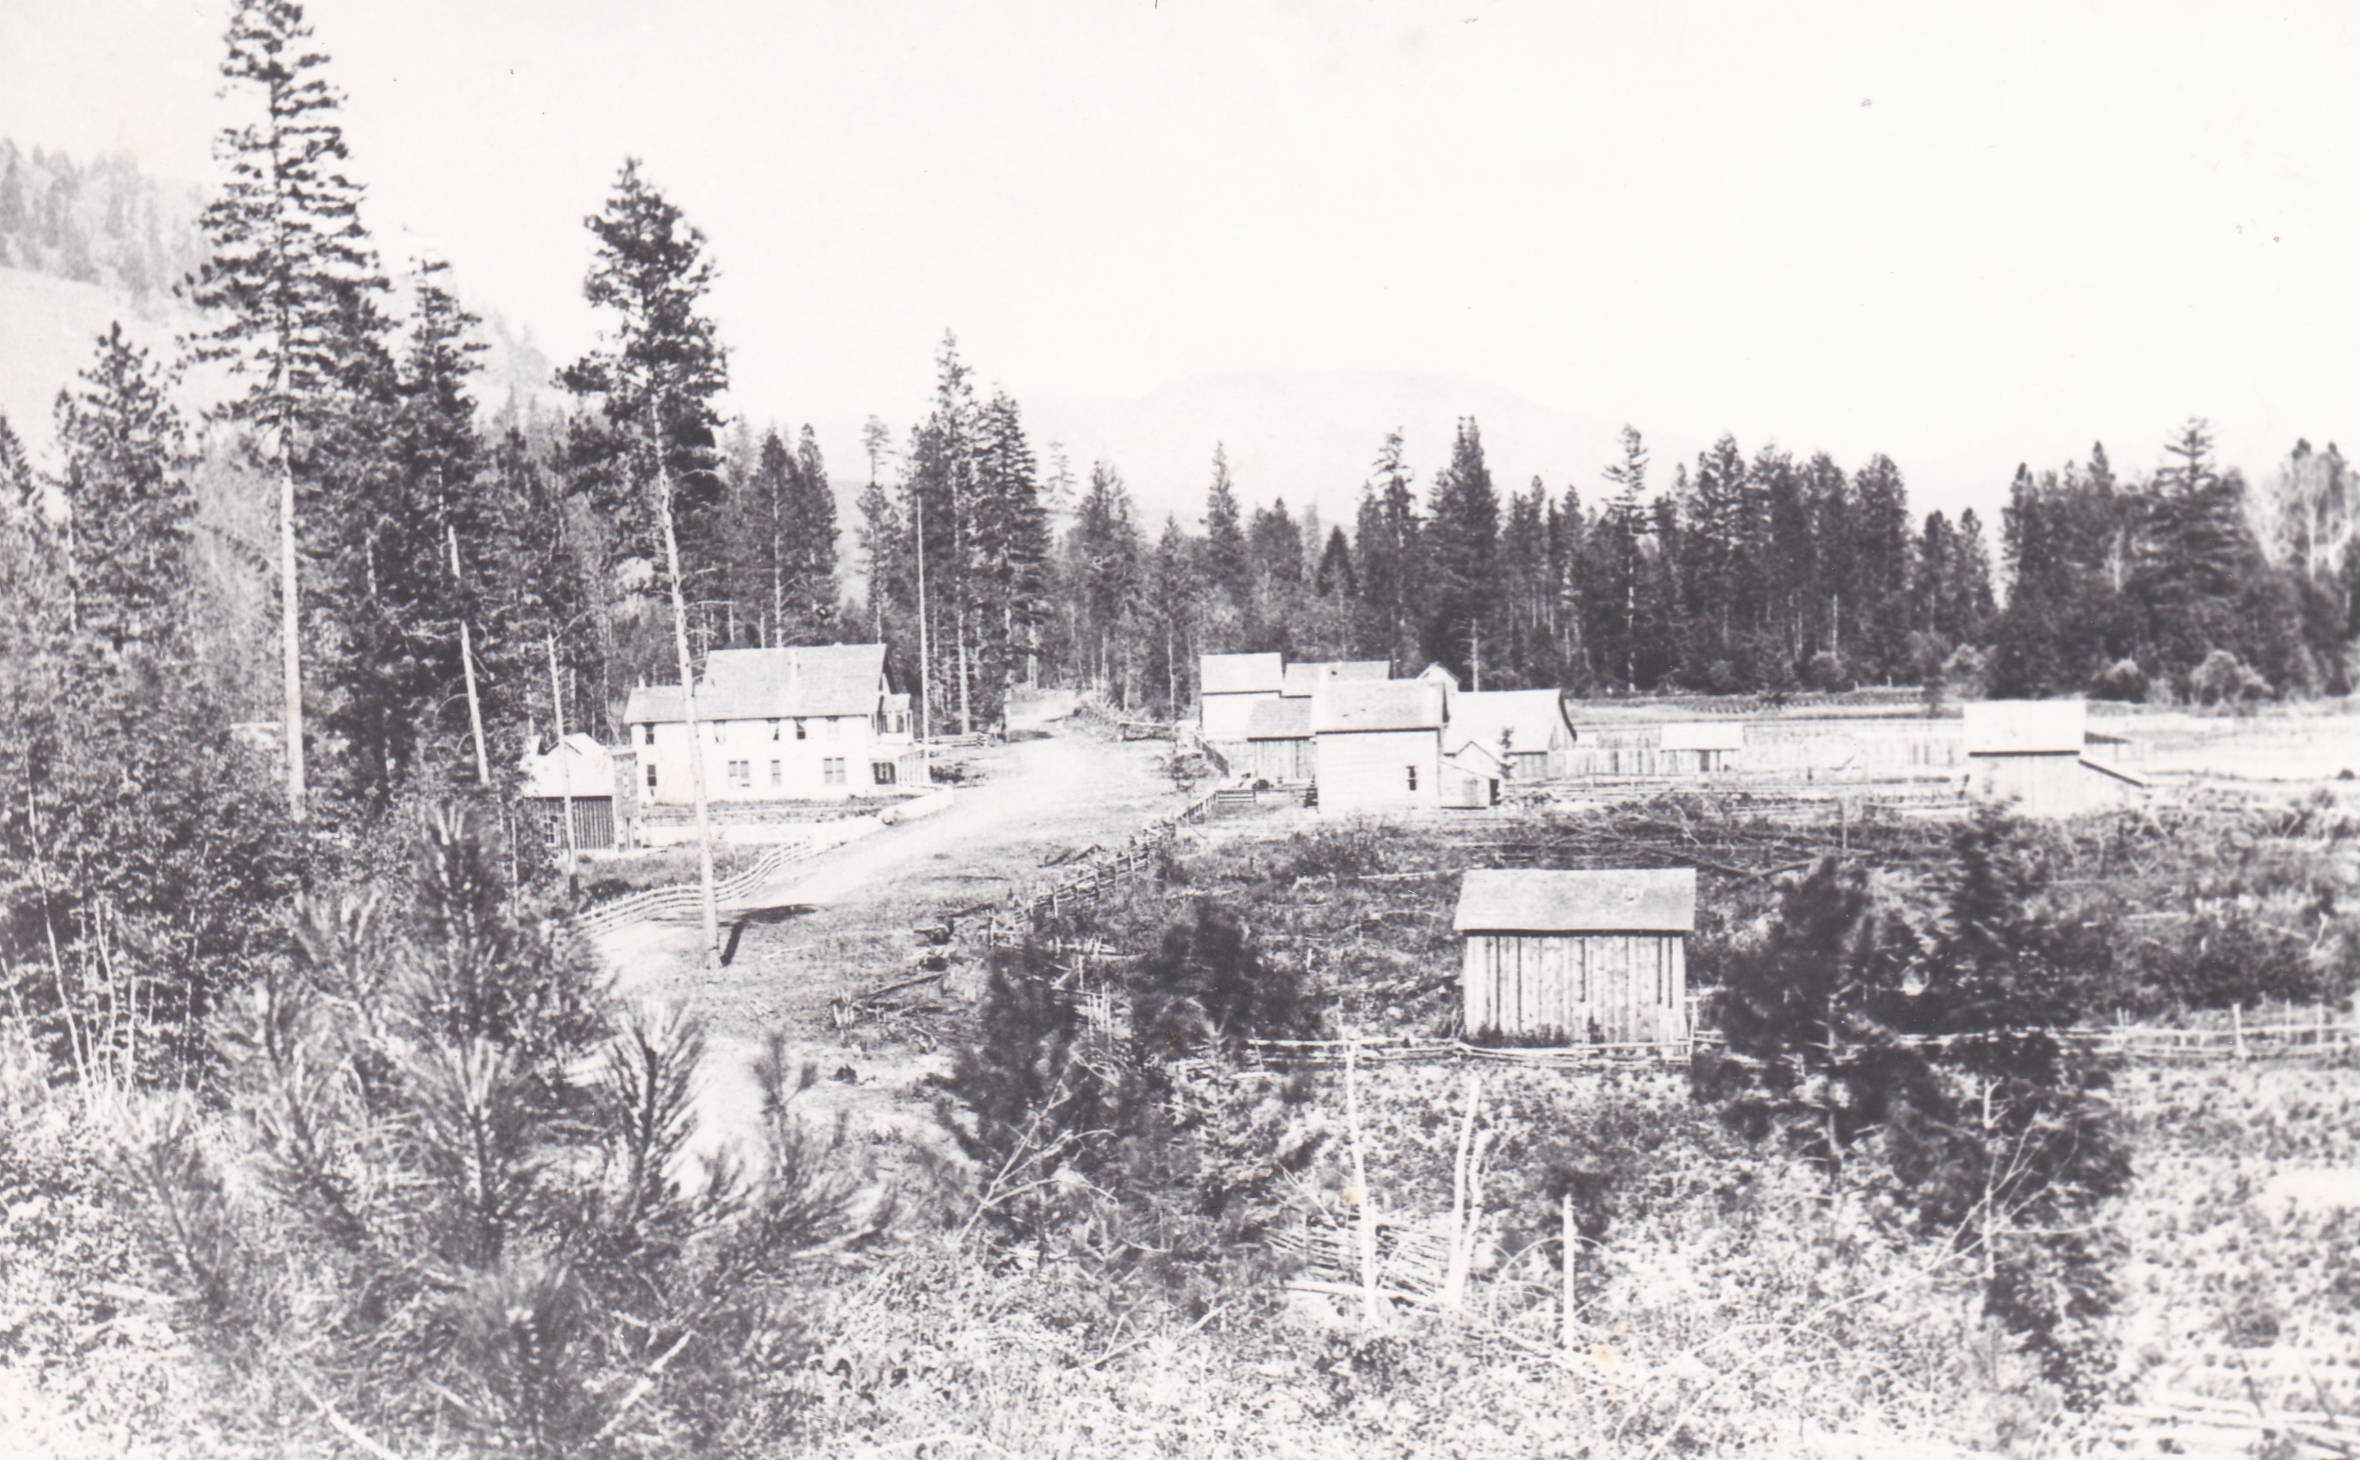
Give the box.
[4,3,2360,1458]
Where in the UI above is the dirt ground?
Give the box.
[590,723,1192,1159]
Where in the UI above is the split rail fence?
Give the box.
[573,841,811,939]
[966,785,1224,948]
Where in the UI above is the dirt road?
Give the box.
[591,723,1189,1157]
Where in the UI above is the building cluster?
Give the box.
[519,643,921,855]
[1199,652,1577,812]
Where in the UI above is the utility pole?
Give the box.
[653,408,721,966]
[548,632,579,879]
[448,521,491,787]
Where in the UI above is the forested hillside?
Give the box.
[0,137,209,306]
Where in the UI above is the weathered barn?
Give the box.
[1199,652,1284,743]
[521,732,622,855]
[1964,699,2148,816]
[623,643,920,806]
[1244,696,1316,782]
[1448,689,1575,781]
[1659,721,1746,773]
[1455,868,1696,1045]
[1311,680,1446,813]
[1280,659,1391,698]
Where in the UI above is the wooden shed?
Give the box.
[1964,700,2147,816]
[521,732,620,856]
[1311,679,1446,813]
[1244,696,1316,782]
[1199,652,1284,742]
[1659,721,1745,773]
[1448,689,1576,781]
[1455,868,1695,1046]
[1441,738,1506,809]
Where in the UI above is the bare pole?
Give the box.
[915,486,932,741]
[653,407,721,966]
[276,370,306,821]
[447,521,491,787]
[548,631,579,877]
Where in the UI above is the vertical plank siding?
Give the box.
[1463,932,1687,1044]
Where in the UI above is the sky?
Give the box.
[4,0,2358,524]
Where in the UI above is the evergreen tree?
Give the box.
[967,389,1047,717]
[789,424,838,639]
[1594,426,1652,691]
[1068,461,1141,699]
[1201,443,1250,630]
[1423,417,1501,686]
[1353,430,1422,667]
[561,158,731,964]
[332,259,488,805]
[52,324,192,651]
[185,0,391,821]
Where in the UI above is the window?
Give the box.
[727,759,750,788]
[873,761,897,786]
[822,757,846,786]
[634,723,648,747]
[1406,766,1419,791]
[825,717,841,741]
[770,719,781,741]
[891,712,906,735]
[646,764,658,790]
[794,720,807,740]
[770,760,783,789]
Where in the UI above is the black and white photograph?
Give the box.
[2,1,2358,1455]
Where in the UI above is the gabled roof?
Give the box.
[1201,652,1285,696]
[521,732,615,799]
[1964,699,2086,755]
[1446,689,1571,757]
[1312,680,1446,734]
[1281,660,1391,698]
[1448,738,1509,774]
[624,643,889,724]
[1245,696,1315,740]
[1660,722,1746,753]
[1454,868,1697,934]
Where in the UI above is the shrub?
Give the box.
[109,805,881,1458]
[2090,657,2149,703]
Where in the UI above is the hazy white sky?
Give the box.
[4,0,2357,518]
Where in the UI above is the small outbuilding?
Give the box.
[1244,696,1316,782]
[1448,689,1576,782]
[1454,868,1696,1046]
[1199,652,1285,742]
[1441,738,1508,809]
[1311,679,1446,813]
[1963,700,2146,816]
[522,732,622,855]
[1659,722,1745,773]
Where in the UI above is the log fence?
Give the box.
[573,842,811,939]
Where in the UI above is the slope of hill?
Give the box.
[0,265,193,465]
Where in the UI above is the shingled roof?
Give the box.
[623,643,889,724]
[1280,660,1390,698]
[1201,652,1285,696]
[1447,689,1572,757]
[1453,868,1697,934]
[1245,696,1315,740]
[1311,680,1446,734]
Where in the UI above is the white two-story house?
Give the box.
[622,643,920,806]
